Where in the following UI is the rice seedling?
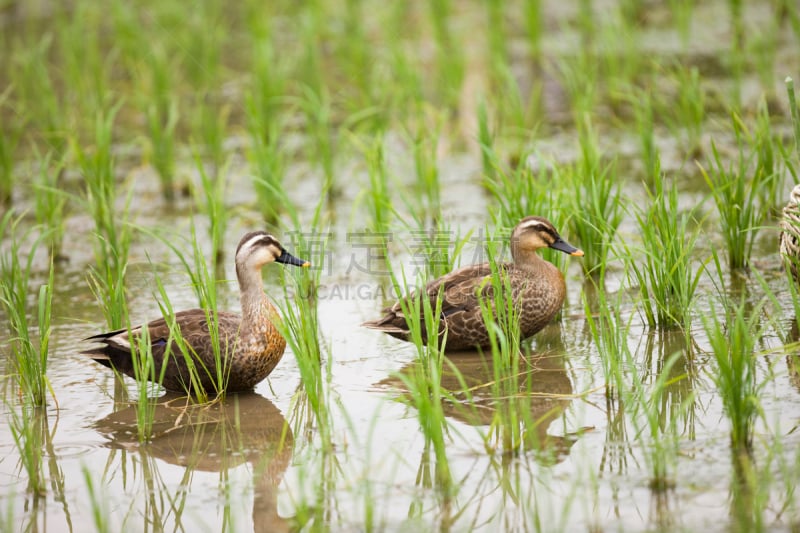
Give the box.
[1,485,15,530]
[380,5,424,113]
[701,274,767,453]
[485,0,509,90]
[752,99,784,209]
[783,0,800,40]
[246,117,287,226]
[404,216,472,281]
[483,157,559,227]
[624,160,705,329]
[69,103,133,332]
[181,0,224,92]
[337,0,376,112]
[477,240,530,455]
[699,114,779,271]
[554,115,623,274]
[82,466,113,533]
[352,131,393,241]
[630,350,685,492]
[192,151,229,271]
[641,329,698,441]
[126,323,169,441]
[555,53,598,120]
[147,224,231,401]
[269,186,334,447]
[54,2,110,125]
[787,76,800,158]
[750,22,779,101]
[107,0,145,72]
[407,109,443,223]
[523,0,543,64]
[630,86,657,175]
[727,0,745,106]
[143,45,179,202]
[10,33,65,158]
[668,0,694,47]
[194,104,230,180]
[582,266,632,398]
[245,34,288,225]
[477,99,499,184]
[587,268,687,490]
[277,237,332,446]
[667,63,705,156]
[388,264,453,494]
[728,450,771,533]
[32,149,67,258]
[576,0,596,49]
[600,17,646,108]
[299,85,338,203]
[0,212,55,407]
[7,406,46,496]
[0,87,23,207]
[484,161,572,275]
[285,435,344,531]
[567,154,624,277]
[295,0,325,95]
[428,0,464,109]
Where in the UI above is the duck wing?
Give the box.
[83,310,242,386]
[423,262,497,317]
[363,262,507,337]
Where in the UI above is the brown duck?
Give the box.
[362,216,583,351]
[83,231,309,393]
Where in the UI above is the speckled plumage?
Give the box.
[780,185,800,285]
[363,216,583,351]
[83,231,308,394]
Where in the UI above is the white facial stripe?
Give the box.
[517,220,548,232]
[240,234,268,255]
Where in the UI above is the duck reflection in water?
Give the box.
[785,318,800,394]
[94,392,292,533]
[377,338,589,462]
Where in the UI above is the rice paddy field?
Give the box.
[2,0,800,531]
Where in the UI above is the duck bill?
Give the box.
[550,238,584,257]
[276,250,311,267]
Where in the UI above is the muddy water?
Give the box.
[3,5,800,533]
[1,145,799,532]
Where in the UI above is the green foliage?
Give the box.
[624,162,705,329]
[701,283,767,452]
[389,266,453,494]
[77,104,131,330]
[568,158,624,277]
[477,239,532,455]
[0,212,54,407]
[32,150,67,257]
[699,113,779,270]
[7,406,46,496]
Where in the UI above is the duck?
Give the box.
[82,231,309,394]
[780,184,800,285]
[362,216,583,351]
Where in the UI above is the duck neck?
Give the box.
[511,246,549,273]
[237,265,269,323]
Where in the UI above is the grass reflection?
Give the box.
[92,392,293,532]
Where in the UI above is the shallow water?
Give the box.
[3,1,800,532]
[2,150,799,531]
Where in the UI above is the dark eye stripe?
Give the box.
[517,221,558,240]
[257,236,279,248]
[236,231,279,256]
